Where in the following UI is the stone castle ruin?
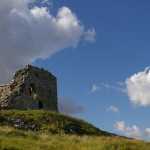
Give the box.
[0,65,58,111]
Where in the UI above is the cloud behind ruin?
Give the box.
[58,97,84,115]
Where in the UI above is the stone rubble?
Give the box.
[6,118,40,131]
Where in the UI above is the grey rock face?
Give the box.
[0,65,58,111]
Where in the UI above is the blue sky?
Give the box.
[0,0,150,140]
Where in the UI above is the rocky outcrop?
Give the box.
[2,118,41,131]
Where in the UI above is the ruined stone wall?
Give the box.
[0,65,58,111]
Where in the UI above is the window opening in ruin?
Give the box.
[35,73,39,78]
[29,84,37,100]
[39,101,43,109]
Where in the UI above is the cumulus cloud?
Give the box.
[126,67,150,106]
[114,121,150,139]
[106,106,118,113]
[58,97,84,115]
[0,0,96,83]
[90,82,126,93]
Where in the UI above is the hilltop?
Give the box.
[0,110,113,136]
[0,110,150,150]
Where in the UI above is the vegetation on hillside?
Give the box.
[0,110,150,150]
[1,126,150,150]
[0,110,113,136]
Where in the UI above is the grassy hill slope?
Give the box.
[0,110,150,150]
[0,110,113,136]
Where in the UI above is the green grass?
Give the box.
[1,126,150,150]
[0,110,113,136]
[0,110,150,150]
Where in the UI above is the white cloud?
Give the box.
[101,82,126,93]
[30,6,49,17]
[42,0,52,6]
[90,82,126,93]
[114,121,150,139]
[126,67,150,106]
[58,97,84,115]
[91,84,101,92]
[84,28,96,43]
[146,128,150,137]
[106,106,118,113]
[116,82,124,86]
[0,0,95,83]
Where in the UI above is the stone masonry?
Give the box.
[0,65,58,111]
